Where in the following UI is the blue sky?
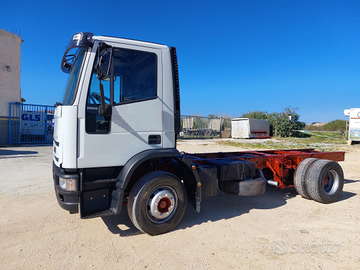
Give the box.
[2,0,359,124]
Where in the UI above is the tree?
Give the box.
[240,110,268,120]
[270,107,305,137]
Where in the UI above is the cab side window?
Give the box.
[85,72,111,134]
[113,48,157,104]
[85,47,157,134]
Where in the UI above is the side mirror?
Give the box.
[95,44,113,117]
[98,104,112,117]
[61,61,73,74]
[96,48,112,80]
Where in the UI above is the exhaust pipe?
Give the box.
[266,180,279,186]
[258,169,279,186]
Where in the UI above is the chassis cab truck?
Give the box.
[53,32,345,235]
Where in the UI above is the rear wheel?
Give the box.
[293,158,318,199]
[306,160,344,203]
[127,171,187,235]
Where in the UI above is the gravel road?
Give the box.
[0,141,359,269]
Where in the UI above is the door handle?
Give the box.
[148,135,161,144]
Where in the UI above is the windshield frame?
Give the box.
[62,48,87,105]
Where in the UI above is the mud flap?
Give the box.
[80,188,115,218]
[109,189,124,215]
[179,155,202,212]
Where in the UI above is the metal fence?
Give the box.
[8,106,231,143]
[9,103,55,144]
[179,115,231,138]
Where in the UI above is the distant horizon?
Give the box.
[16,98,351,126]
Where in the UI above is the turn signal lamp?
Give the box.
[59,177,77,192]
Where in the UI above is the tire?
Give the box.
[306,160,344,203]
[218,177,266,196]
[205,130,212,137]
[293,158,318,199]
[127,171,187,235]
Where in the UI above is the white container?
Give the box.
[231,118,270,139]
[344,108,360,142]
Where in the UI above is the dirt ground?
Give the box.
[0,140,359,269]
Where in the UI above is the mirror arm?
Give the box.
[97,81,111,117]
[99,81,106,115]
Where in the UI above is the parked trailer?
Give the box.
[231,118,271,139]
[53,32,346,235]
[181,116,223,137]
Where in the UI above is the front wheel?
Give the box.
[127,171,187,235]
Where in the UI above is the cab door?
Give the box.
[77,44,164,168]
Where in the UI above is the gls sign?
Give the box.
[21,113,41,121]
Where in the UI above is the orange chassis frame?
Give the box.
[185,149,345,189]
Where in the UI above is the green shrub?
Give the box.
[322,120,346,131]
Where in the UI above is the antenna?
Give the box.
[11,29,22,37]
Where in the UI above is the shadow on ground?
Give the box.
[0,149,38,158]
[344,179,359,184]
[101,185,297,237]
[102,181,357,237]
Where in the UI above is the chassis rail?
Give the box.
[184,149,345,188]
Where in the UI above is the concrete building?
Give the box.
[0,29,23,145]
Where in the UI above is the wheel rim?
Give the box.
[146,186,177,223]
[323,169,340,195]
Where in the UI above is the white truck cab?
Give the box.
[54,33,180,169]
[53,33,186,234]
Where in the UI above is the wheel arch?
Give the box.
[108,149,199,217]
[116,150,199,207]
[116,148,180,191]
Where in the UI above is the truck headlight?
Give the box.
[59,177,77,191]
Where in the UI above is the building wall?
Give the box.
[0,29,22,145]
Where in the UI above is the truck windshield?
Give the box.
[62,48,87,105]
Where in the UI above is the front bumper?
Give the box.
[53,162,79,213]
